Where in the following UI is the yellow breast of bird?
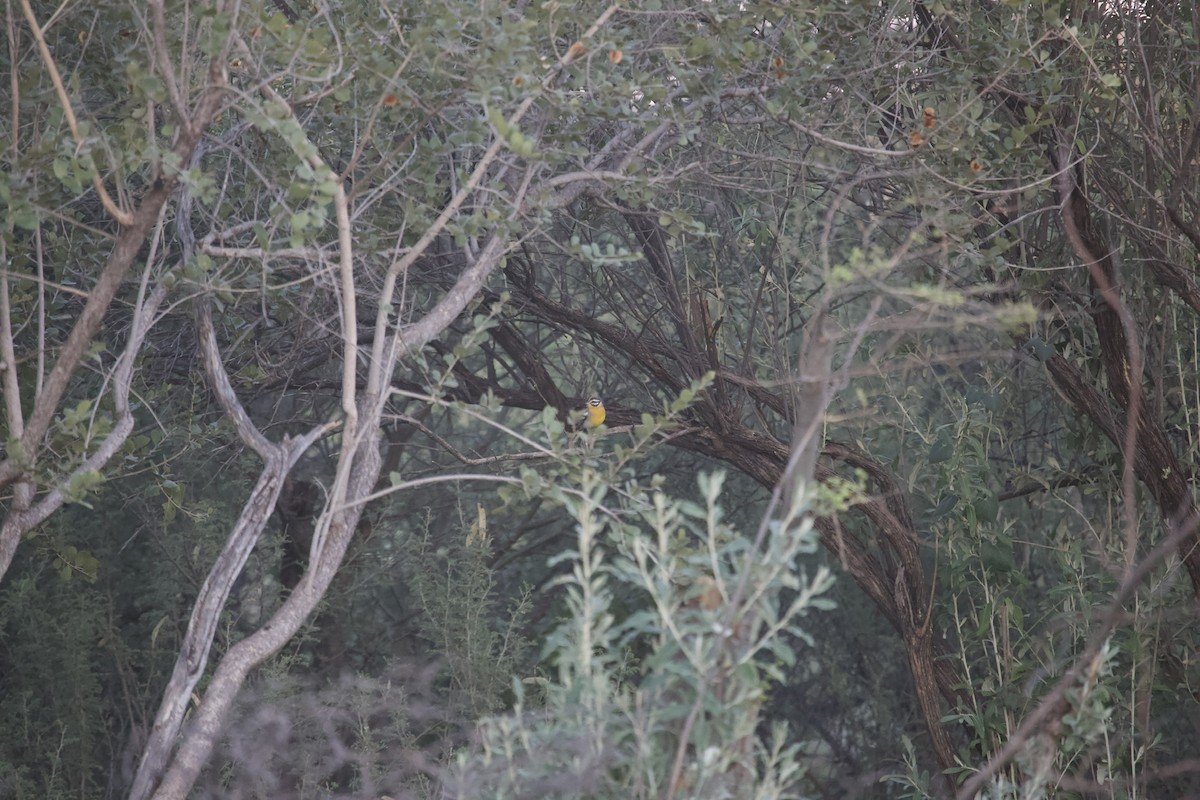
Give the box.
[586,398,606,427]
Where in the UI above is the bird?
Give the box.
[585,397,606,428]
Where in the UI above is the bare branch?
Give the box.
[130,302,334,800]
[146,0,190,130]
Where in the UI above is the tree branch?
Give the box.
[16,0,133,226]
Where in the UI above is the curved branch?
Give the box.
[17,0,133,226]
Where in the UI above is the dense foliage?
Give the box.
[2,1,1199,798]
